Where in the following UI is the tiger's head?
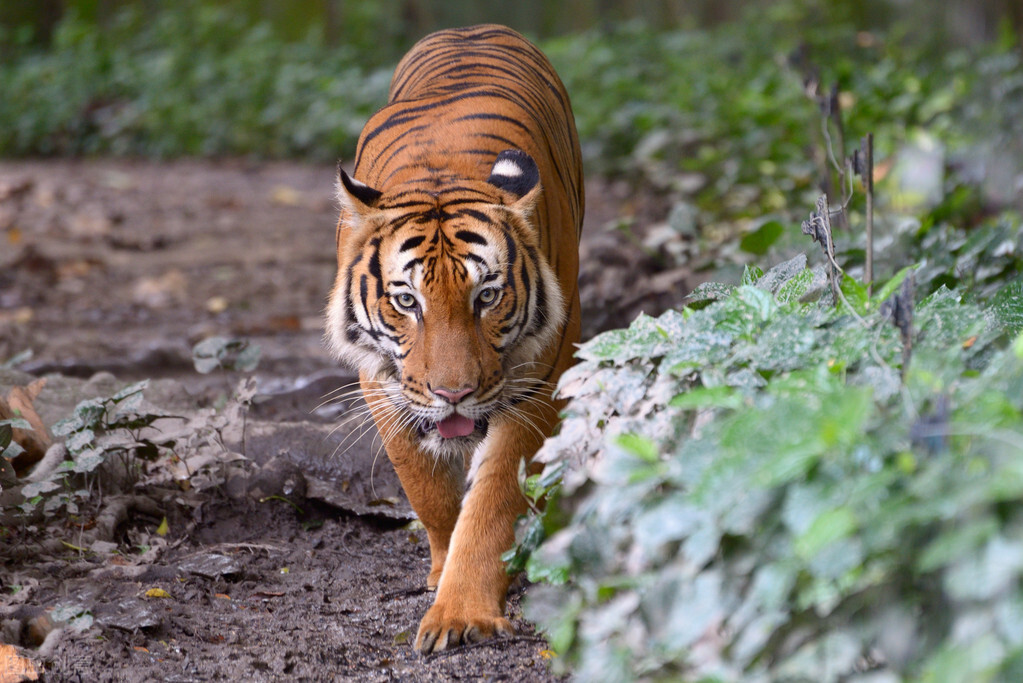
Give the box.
[326,150,566,457]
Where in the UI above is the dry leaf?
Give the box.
[0,378,52,475]
[0,643,39,682]
[270,185,302,206]
[144,588,172,599]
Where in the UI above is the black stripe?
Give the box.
[367,239,384,298]
[399,235,426,251]
[458,209,492,224]
[455,230,488,245]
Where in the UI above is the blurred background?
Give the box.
[1,0,1021,162]
[3,0,1021,60]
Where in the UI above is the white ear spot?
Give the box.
[487,150,539,198]
[491,158,524,178]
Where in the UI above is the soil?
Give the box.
[0,159,696,681]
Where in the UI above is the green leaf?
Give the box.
[0,424,12,452]
[614,433,658,463]
[917,517,999,573]
[795,507,857,561]
[739,219,784,255]
[111,380,149,403]
[873,264,917,306]
[0,418,32,432]
[742,264,765,286]
[683,281,733,308]
[65,429,95,454]
[192,337,261,374]
[775,268,815,303]
[839,273,869,314]
[2,440,25,462]
[669,384,743,410]
[990,280,1023,335]
[71,449,105,474]
[22,479,62,498]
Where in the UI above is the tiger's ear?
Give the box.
[336,163,382,215]
[488,150,541,211]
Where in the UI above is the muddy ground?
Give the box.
[0,159,696,681]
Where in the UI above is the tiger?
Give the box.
[325,24,583,653]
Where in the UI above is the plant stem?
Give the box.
[863,133,875,295]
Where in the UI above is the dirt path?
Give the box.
[0,159,692,681]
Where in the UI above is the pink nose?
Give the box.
[430,385,475,404]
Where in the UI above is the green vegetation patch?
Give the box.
[523,257,1023,681]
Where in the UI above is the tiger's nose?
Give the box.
[429,384,476,404]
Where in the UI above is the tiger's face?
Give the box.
[326,151,565,457]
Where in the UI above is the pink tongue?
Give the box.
[437,414,475,438]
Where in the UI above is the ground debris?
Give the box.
[176,553,243,580]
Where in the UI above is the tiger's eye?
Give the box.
[477,287,498,306]
[394,293,417,310]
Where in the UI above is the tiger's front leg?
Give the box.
[361,375,464,590]
[413,408,552,654]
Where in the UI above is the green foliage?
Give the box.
[192,337,261,374]
[543,19,1022,281]
[0,419,31,483]
[17,381,162,516]
[526,257,1023,681]
[0,3,390,159]
[2,3,1018,187]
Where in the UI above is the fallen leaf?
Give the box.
[0,379,51,475]
[67,206,113,238]
[270,185,302,206]
[205,296,229,314]
[132,269,187,309]
[0,308,34,326]
[0,643,39,681]
[144,588,172,599]
[214,593,231,600]
[133,646,150,653]
[155,517,169,537]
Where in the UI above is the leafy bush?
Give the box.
[2,3,1018,189]
[524,256,1023,681]
[544,18,1022,264]
[14,381,162,517]
[0,3,390,159]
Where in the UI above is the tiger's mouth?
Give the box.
[420,415,490,440]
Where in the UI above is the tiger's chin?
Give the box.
[417,417,490,457]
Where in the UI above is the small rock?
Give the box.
[247,455,307,502]
[96,598,162,632]
[177,553,242,580]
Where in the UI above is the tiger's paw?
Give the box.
[414,602,514,654]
